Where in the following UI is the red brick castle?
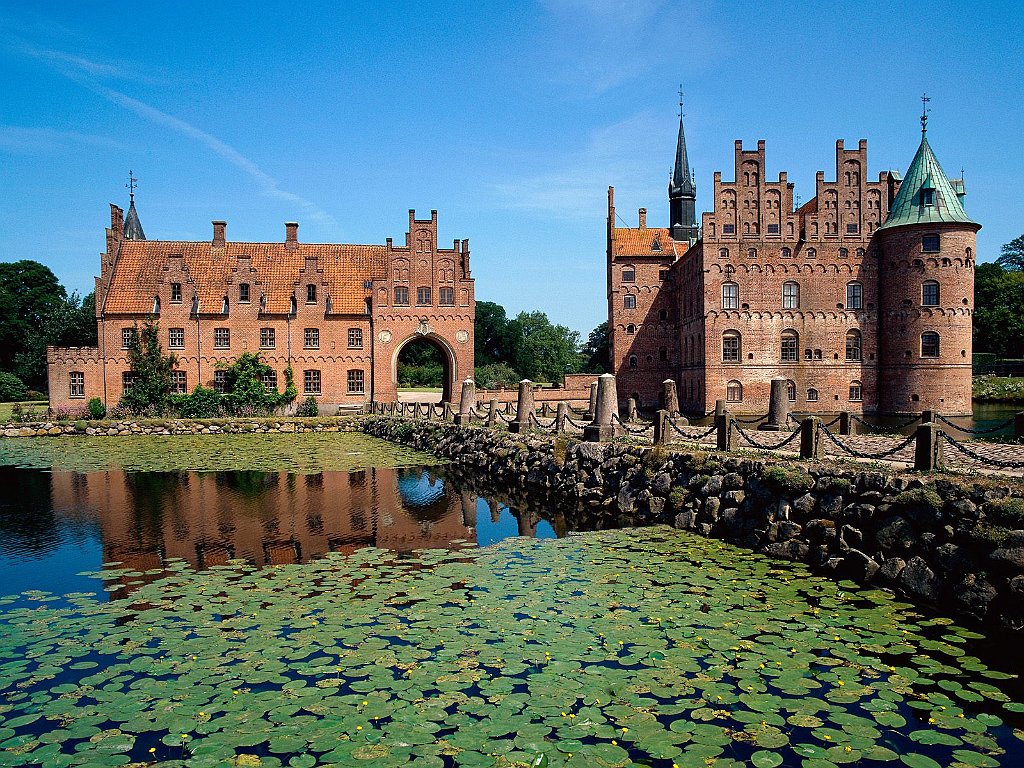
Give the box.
[47,195,475,411]
[608,101,978,415]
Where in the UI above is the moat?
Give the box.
[0,433,1021,767]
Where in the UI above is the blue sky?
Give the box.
[2,0,1021,337]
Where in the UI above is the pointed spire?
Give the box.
[669,87,698,241]
[670,87,694,196]
[123,170,146,240]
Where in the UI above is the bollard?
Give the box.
[799,417,822,459]
[653,409,668,446]
[509,380,535,434]
[762,378,790,431]
[920,409,936,426]
[460,491,477,527]
[626,397,639,422]
[454,378,476,426]
[662,379,680,417]
[583,373,618,442]
[914,422,944,471]
[487,399,498,428]
[715,399,726,419]
[555,402,568,432]
[588,381,599,420]
[839,411,852,436]
[716,411,734,451]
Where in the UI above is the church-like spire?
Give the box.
[669,87,698,242]
[123,170,146,241]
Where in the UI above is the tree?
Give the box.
[996,234,1024,272]
[475,362,519,389]
[580,322,610,374]
[220,352,285,415]
[509,311,581,384]
[474,301,516,367]
[0,372,27,402]
[974,261,1024,359]
[0,261,67,388]
[120,319,177,414]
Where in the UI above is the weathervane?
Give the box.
[678,84,684,119]
[920,93,930,136]
[126,170,138,202]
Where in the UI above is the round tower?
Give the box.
[876,116,979,415]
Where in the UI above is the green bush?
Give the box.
[87,397,106,420]
[172,386,221,419]
[475,363,520,390]
[0,372,28,402]
[987,496,1024,528]
[25,390,47,402]
[219,352,293,415]
[297,396,319,417]
[969,524,1012,548]
[761,464,815,494]
[894,486,944,513]
[973,375,1024,403]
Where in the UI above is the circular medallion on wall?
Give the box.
[378,330,392,344]
[455,330,469,344]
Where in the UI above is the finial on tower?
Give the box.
[678,84,684,119]
[920,93,930,136]
[127,170,138,202]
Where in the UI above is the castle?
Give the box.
[608,104,978,415]
[46,197,475,411]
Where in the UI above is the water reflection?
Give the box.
[0,466,567,601]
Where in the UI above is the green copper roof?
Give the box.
[878,134,977,231]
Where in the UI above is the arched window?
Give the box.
[921,332,940,358]
[846,281,863,309]
[659,308,668,321]
[622,266,636,283]
[856,248,865,258]
[719,248,729,259]
[625,323,636,335]
[659,346,667,362]
[839,248,849,259]
[786,380,797,401]
[781,330,799,362]
[628,354,638,368]
[722,281,739,310]
[153,295,161,315]
[846,330,862,361]
[726,380,742,402]
[722,331,741,362]
[806,247,817,259]
[782,281,800,309]
[623,294,636,309]
[922,280,940,306]
[781,247,792,259]
[849,381,863,401]
[747,247,757,259]
[807,388,819,402]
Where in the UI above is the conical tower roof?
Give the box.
[878,133,977,232]
[669,114,695,196]
[123,197,146,240]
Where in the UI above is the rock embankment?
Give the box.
[363,417,1024,629]
[1,417,362,438]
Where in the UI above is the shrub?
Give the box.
[51,407,90,422]
[25,390,47,402]
[969,524,1012,548]
[87,397,106,420]
[475,363,520,390]
[987,496,1024,529]
[172,386,221,419]
[219,353,289,415]
[761,464,815,494]
[0,372,27,402]
[894,486,944,513]
[297,396,319,417]
[668,486,690,509]
[119,319,177,414]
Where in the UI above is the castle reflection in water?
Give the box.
[46,467,562,596]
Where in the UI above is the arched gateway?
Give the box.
[47,205,474,411]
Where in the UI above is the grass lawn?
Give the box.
[0,401,48,421]
[397,387,443,392]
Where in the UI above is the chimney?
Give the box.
[212,220,226,247]
[638,208,647,228]
[285,222,299,250]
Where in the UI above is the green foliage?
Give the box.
[0,371,27,402]
[219,353,285,415]
[119,319,177,415]
[761,464,815,494]
[973,375,1024,403]
[968,523,1012,548]
[297,395,319,417]
[995,233,1024,272]
[510,310,581,384]
[668,486,689,509]
[474,300,517,367]
[87,397,106,420]
[24,390,46,401]
[475,362,519,389]
[282,366,298,403]
[987,496,1024,528]
[973,260,1024,359]
[580,321,610,374]
[171,386,221,419]
[894,486,944,513]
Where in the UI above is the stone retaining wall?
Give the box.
[2,417,363,438]
[362,417,1024,629]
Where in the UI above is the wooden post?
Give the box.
[799,417,822,460]
[716,411,734,451]
[914,422,944,471]
[839,411,852,436]
[653,409,668,446]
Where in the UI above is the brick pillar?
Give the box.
[509,380,535,434]
[584,373,617,442]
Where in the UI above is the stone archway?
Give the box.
[392,333,456,403]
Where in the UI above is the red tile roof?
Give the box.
[612,227,687,258]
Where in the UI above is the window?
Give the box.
[922,280,940,306]
[439,286,454,306]
[719,248,729,259]
[69,371,84,398]
[839,248,849,259]
[168,327,185,349]
[171,283,182,303]
[347,369,365,393]
[806,248,817,259]
[659,308,668,321]
[171,370,187,394]
[304,369,321,395]
[628,355,638,368]
[651,239,661,252]
[304,328,320,349]
[781,330,799,362]
[659,346,667,362]
[214,328,230,349]
[846,223,859,234]
[846,330,862,361]
[922,189,934,206]
[622,267,636,283]
[623,294,636,309]
[922,234,940,252]
[722,282,739,309]
[122,372,138,392]
[263,370,278,392]
[221,297,229,314]
[747,248,757,259]
[260,327,276,349]
[781,247,792,259]
[767,224,779,234]
[626,324,636,335]
[849,381,862,401]
[846,282,863,309]
[723,224,735,235]
[782,282,800,309]
[722,331,741,362]
[239,283,250,303]
[807,388,819,402]
[306,284,317,303]
[726,380,742,402]
[786,380,797,402]
[417,286,432,305]
[214,370,226,393]
[121,327,137,349]
[659,269,669,280]
[921,332,940,358]
[804,348,812,361]
[348,328,363,349]
[394,286,409,305]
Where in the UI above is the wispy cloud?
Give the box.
[16,43,168,85]
[0,125,125,153]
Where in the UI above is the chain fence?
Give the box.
[940,432,1024,469]
[936,413,1016,436]
[732,423,801,451]
[820,426,917,461]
